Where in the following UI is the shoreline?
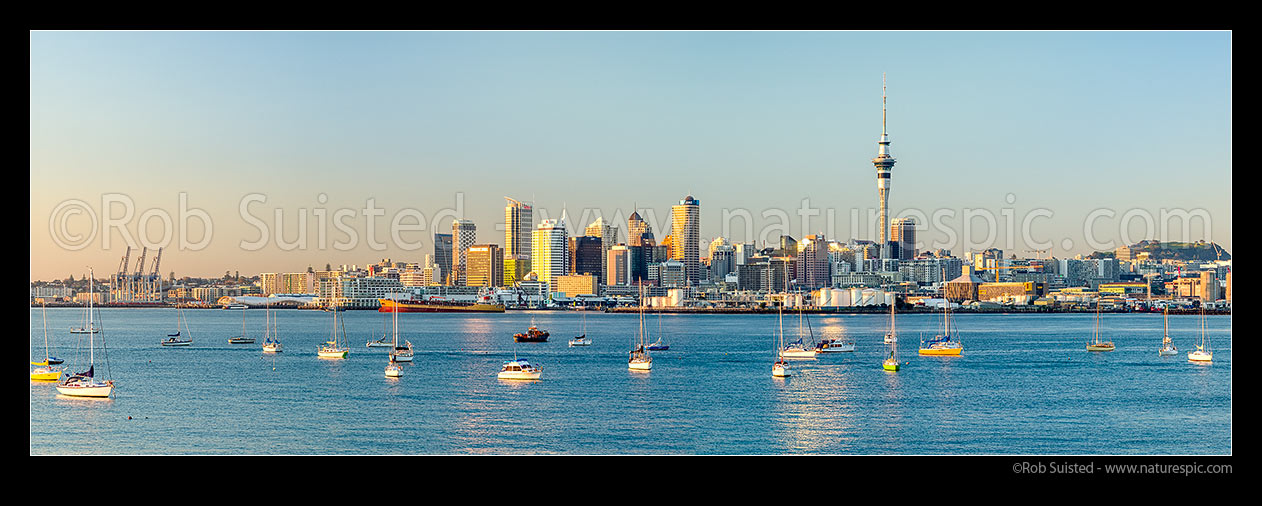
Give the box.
[29,303,1232,316]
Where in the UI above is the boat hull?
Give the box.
[56,383,112,398]
[391,352,414,362]
[1085,344,1115,352]
[318,349,348,359]
[1158,347,1178,356]
[818,343,855,353]
[30,368,62,381]
[628,360,652,371]
[883,360,900,371]
[385,366,404,377]
[497,371,542,380]
[1188,351,1213,363]
[228,338,256,344]
[161,340,192,347]
[569,339,591,347]
[772,364,790,377]
[779,349,818,359]
[918,347,962,356]
[262,345,283,353]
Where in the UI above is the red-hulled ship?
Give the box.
[378,295,506,313]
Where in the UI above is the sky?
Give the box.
[29,31,1232,281]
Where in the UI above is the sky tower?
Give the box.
[871,74,897,259]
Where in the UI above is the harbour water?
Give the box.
[29,308,1231,455]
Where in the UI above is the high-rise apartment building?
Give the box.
[670,195,700,284]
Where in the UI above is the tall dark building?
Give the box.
[570,236,603,277]
[433,233,453,285]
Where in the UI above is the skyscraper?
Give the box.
[433,233,453,285]
[607,244,629,286]
[504,197,533,286]
[570,235,603,276]
[451,219,477,286]
[466,244,503,288]
[585,216,618,284]
[671,195,700,284]
[891,218,917,260]
[531,218,569,295]
[871,74,897,259]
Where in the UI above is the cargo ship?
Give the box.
[378,295,506,313]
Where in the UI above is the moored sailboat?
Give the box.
[56,269,114,398]
[1158,306,1178,356]
[1085,302,1115,352]
[161,305,194,346]
[1188,306,1213,363]
[629,285,652,371]
[31,301,62,382]
[317,306,350,359]
[920,297,963,356]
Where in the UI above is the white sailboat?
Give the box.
[57,268,114,398]
[1158,306,1178,356]
[317,306,350,359]
[569,308,591,347]
[31,301,63,382]
[779,288,816,359]
[1188,306,1213,363]
[629,285,652,371]
[772,293,790,377]
[261,300,282,353]
[161,305,194,346]
[69,272,99,334]
[385,355,404,378]
[883,299,900,371]
[1085,302,1115,352]
[388,295,413,363]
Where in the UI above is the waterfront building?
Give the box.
[556,274,599,298]
[433,233,453,285]
[260,272,314,296]
[531,219,569,294]
[944,271,985,301]
[670,195,701,284]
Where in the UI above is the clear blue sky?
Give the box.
[30,31,1232,280]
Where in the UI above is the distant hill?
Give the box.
[1089,240,1230,261]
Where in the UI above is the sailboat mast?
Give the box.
[42,301,50,362]
[86,268,95,366]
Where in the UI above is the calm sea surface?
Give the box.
[29,307,1231,455]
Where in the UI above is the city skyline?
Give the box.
[30,31,1232,280]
